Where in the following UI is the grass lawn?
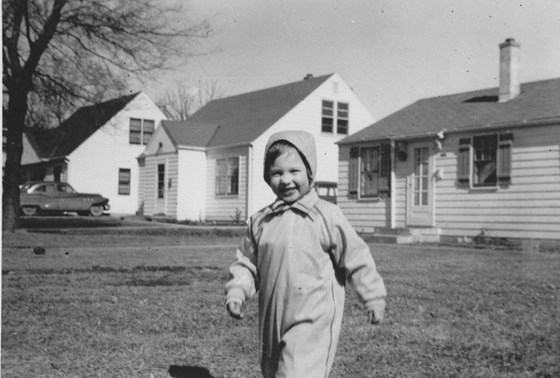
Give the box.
[2,230,559,378]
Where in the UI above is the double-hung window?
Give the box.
[118,168,131,195]
[348,144,391,198]
[337,102,349,134]
[322,101,349,135]
[216,157,239,196]
[457,133,513,188]
[129,118,155,145]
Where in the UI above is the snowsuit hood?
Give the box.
[263,130,317,184]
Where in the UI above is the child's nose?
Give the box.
[279,173,291,184]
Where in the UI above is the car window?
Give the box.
[30,185,47,193]
[58,184,76,193]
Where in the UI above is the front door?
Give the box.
[154,161,167,215]
[406,142,434,226]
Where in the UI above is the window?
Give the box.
[157,164,165,199]
[322,101,349,135]
[216,157,239,195]
[321,100,334,133]
[473,135,497,187]
[348,144,391,198]
[337,102,349,135]
[457,133,513,188]
[129,118,155,145]
[118,168,131,195]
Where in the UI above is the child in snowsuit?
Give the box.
[225,130,386,378]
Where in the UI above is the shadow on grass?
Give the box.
[168,365,215,378]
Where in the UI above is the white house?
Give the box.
[138,73,375,222]
[21,92,167,215]
[337,39,560,242]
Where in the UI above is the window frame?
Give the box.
[157,164,165,199]
[472,133,498,188]
[348,143,391,200]
[321,100,350,135]
[215,157,239,196]
[129,117,155,145]
[457,132,513,190]
[336,102,349,135]
[118,168,131,195]
[321,100,334,133]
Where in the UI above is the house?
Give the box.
[137,73,374,221]
[21,92,167,215]
[337,39,560,242]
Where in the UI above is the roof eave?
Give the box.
[338,116,560,145]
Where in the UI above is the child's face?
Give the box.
[268,148,310,203]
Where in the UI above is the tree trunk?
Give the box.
[2,92,28,232]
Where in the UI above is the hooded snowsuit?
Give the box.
[225,131,386,378]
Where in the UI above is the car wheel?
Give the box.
[21,206,38,216]
[89,205,104,217]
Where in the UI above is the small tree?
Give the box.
[2,0,212,231]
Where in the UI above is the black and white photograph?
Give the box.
[2,1,560,377]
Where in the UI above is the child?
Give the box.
[225,130,386,378]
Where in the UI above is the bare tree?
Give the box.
[157,79,227,121]
[2,0,212,231]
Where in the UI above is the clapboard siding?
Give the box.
[337,146,389,233]
[166,154,179,218]
[138,157,155,216]
[339,123,560,239]
[205,146,249,221]
[176,149,207,221]
[432,124,560,239]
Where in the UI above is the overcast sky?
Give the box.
[148,0,560,121]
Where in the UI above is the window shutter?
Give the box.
[348,147,359,195]
[379,143,391,194]
[457,138,471,187]
[498,133,513,185]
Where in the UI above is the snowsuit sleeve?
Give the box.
[328,206,386,311]
[225,220,259,306]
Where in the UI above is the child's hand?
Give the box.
[227,301,244,319]
[367,300,385,325]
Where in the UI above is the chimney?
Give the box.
[499,38,521,102]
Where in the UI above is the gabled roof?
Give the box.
[339,78,560,144]
[170,74,333,147]
[161,120,219,148]
[26,92,140,159]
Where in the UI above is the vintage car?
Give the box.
[19,181,110,216]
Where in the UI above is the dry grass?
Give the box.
[2,231,559,378]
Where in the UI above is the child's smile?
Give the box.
[269,149,310,203]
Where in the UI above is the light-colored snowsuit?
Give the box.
[225,131,386,378]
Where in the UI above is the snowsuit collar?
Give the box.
[269,189,319,215]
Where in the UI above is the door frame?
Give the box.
[154,158,167,215]
[406,141,435,227]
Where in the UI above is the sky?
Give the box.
[147,0,560,121]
